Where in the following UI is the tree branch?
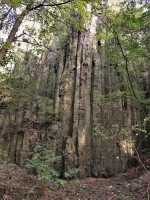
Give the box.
[134,148,150,175]
[29,0,71,11]
[104,17,138,99]
[0,2,34,63]
[16,32,59,55]
[112,27,138,98]
[15,32,26,40]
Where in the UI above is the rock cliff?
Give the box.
[0,13,148,178]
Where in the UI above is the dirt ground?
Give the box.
[0,155,149,200]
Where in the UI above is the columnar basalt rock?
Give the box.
[53,13,140,177]
[0,13,147,178]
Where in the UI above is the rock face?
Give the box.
[0,14,148,177]
[53,15,140,177]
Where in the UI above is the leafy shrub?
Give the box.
[26,142,61,181]
[64,168,79,179]
[117,193,132,200]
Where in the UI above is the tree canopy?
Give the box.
[96,0,150,107]
[0,0,99,64]
[0,0,149,108]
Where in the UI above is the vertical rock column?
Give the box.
[55,14,98,177]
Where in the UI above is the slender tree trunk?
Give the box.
[0,3,33,63]
[0,1,71,64]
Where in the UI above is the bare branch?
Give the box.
[103,17,138,99]
[15,32,26,40]
[147,183,150,200]
[112,27,138,99]
[16,33,59,55]
[29,0,71,11]
[134,148,150,175]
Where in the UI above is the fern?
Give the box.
[26,142,61,181]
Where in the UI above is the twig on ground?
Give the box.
[109,194,116,200]
[134,148,150,175]
[147,183,150,200]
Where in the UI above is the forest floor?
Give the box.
[0,155,149,200]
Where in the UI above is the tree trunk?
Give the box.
[0,3,33,63]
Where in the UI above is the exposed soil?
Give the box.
[0,155,149,200]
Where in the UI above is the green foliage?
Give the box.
[37,75,56,98]
[7,76,36,109]
[26,142,61,181]
[64,168,79,179]
[26,143,79,181]
[0,75,13,107]
[0,0,98,65]
[132,116,150,154]
[132,116,150,134]
[131,183,140,191]
[94,123,130,141]
[115,187,133,200]
[141,148,150,155]
[97,0,150,107]
[0,150,10,164]
[98,91,127,104]
[33,97,56,121]
[117,193,132,200]
[57,179,67,188]
[0,52,13,66]
[1,65,56,120]
[0,39,13,66]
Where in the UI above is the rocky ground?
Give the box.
[0,155,149,200]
